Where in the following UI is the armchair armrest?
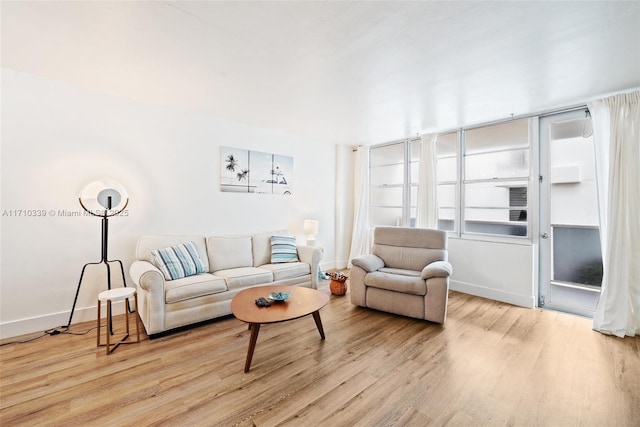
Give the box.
[351,254,385,273]
[421,261,453,280]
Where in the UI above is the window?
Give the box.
[409,139,421,227]
[369,140,420,228]
[369,142,406,227]
[369,118,531,240]
[552,226,603,287]
[436,132,458,232]
[463,119,530,237]
[509,187,527,221]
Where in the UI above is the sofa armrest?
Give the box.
[296,245,323,289]
[130,260,165,292]
[351,254,385,273]
[129,260,168,334]
[421,261,453,280]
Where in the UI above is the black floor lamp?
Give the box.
[65,180,129,330]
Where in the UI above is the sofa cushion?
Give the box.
[151,241,207,281]
[271,235,299,263]
[207,235,253,272]
[164,273,227,304]
[372,227,448,271]
[374,226,447,249]
[364,271,427,296]
[213,267,273,290]
[372,245,447,272]
[259,262,311,281]
[137,235,209,272]
[252,230,290,267]
[379,267,421,277]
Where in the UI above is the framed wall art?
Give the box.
[220,146,293,195]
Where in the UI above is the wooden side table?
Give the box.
[97,287,141,355]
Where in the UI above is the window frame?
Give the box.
[435,131,460,234]
[369,117,536,244]
[459,118,534,243]
[368,140,413,228]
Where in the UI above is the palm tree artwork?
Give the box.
[225,154,238,172]
[227,154,250,191]
[237,169,249,184]
[221,149,251,192]
[221,146,292,194]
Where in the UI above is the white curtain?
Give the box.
[588,91,640,338]
[335,145,356,267]
[416,134,438,229]
[348,146,371,267]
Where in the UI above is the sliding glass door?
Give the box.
[539,109,602,317]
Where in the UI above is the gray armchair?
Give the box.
[350,227,452,323]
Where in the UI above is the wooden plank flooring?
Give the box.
[1,284,639,426]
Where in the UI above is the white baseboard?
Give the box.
[450,280,535,309]
[0,301,128,340]
[318,259,349,272]
[334,260,349,270]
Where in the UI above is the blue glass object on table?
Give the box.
[268,291,291,301]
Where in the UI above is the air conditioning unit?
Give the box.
[551,165,581,184]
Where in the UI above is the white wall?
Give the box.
[0,69,337,338]
[448,238,535,308]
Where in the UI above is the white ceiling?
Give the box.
[2,1,639,145]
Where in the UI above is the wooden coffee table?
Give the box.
[231,285,329,372]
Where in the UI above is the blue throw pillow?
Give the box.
[270,235,299,263]
[151,241,206,280]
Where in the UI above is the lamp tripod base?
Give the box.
[66,259,130,332]
[64,215,131,334]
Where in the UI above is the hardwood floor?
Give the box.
[1,284,639,426]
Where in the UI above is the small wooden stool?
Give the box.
[97,287,141,355]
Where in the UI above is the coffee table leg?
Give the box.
[245,323,261,373]
[312,311,325,340]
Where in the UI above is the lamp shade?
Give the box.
[303,219,319,235]
[79,180,129,217]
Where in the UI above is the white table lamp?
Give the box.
[303,219,319,246]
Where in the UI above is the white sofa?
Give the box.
[129,231,323,336]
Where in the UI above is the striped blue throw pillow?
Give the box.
[151,241,206,281]
[270,235,299,264]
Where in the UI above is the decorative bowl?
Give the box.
[268,291,291,301]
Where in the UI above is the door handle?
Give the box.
[541,233,549,239]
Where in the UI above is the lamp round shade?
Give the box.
[79,180,128,216]
[303,219,319,235]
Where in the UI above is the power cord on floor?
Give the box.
[0,325,101,346]
[0,332,48,346]
[46,326,65,336]
[64,326,99,336]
